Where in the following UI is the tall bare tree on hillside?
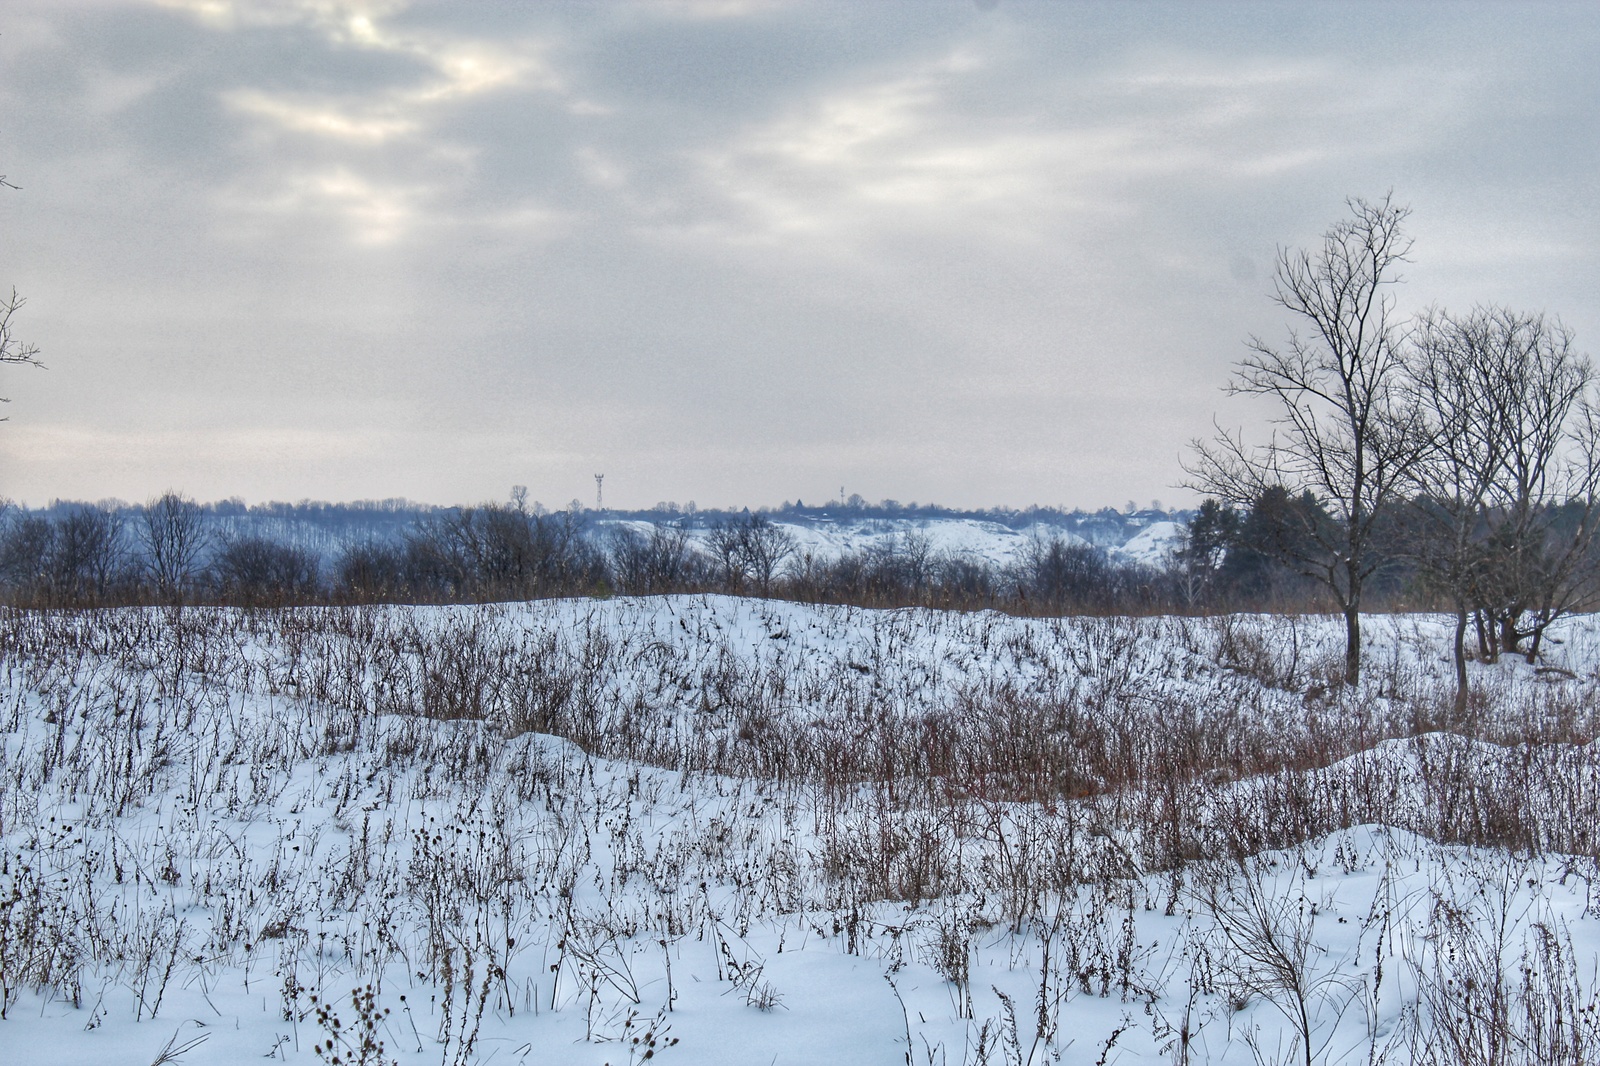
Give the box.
[1186,194,1424,685]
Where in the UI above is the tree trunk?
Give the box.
[1500,614,1522,657]
[1343,605,1361,686]
[1452,606,1469,720]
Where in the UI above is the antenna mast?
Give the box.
[594,474,604,511]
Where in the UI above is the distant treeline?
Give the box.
[1,490,1595,628]
[4,494,1176,549]
[0,494,1184,612]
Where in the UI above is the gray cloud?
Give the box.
[1,0,1595,509]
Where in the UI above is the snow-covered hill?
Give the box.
[3,599,1597,1064]
[600,513,1184,570]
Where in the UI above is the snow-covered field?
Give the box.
[4,597,1600,1064]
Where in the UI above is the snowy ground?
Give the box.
[3,598,1600,1065]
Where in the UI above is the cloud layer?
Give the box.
[1,1,1596,509]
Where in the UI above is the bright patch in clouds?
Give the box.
[226,89,419,143]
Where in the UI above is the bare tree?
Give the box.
[706,512,796,595]
[2,164,43,413]
[1403,305,1600,709]
[608,521,701,594]
[0,289,43,416]
[1187,194,1423,684]
[0,508,52,599]
[1011,532,1111,612]
[752,514,798,594]
[48,504,129,603]
[333,540,405,601]
[705,519,746,591]
[1405,307,1513,715]
[872,529,936,598]
[209,535,321,604]
[140,491,211,603]
[1466,312,1600,662]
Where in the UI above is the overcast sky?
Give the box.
[1,0,1596,511]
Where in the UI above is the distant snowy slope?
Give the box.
[1109,519,1184,567]
[599,515,1136,570]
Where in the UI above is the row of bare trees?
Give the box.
[0,493,320,605]
[0,493,1191,612]
[1188,195,1600,702]
[0,499,802,606]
